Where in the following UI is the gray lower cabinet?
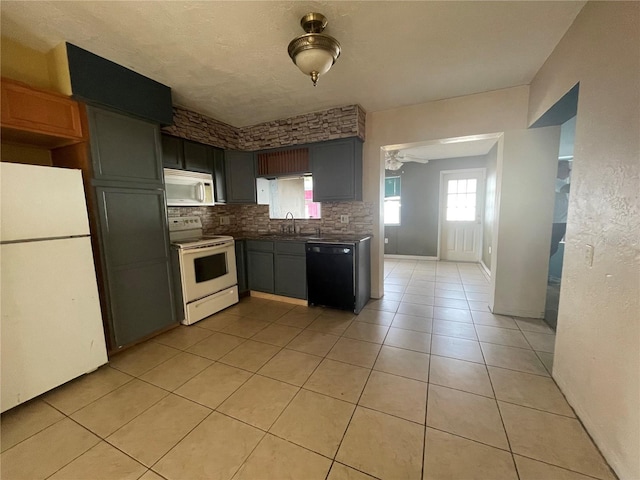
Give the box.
[95,186,175,348]
[310,137,363,202]
[235,240,248,294]
[246,240,307,299]
[247,252,274,293]
[87,106,164,186]
[274,241,307,299]
[225,150,256,203]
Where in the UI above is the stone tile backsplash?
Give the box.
[167,201,373,237]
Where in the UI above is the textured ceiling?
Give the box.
[1,1,585,127]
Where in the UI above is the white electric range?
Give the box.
[169,216,238,325]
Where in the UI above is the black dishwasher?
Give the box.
[306,238,371,314]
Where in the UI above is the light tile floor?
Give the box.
[1,260,617,480]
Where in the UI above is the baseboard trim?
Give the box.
[491,307,545,318]
[479,260,491,279]
[249,291,308,306]
[384,254,439,261]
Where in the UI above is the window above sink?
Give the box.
[257,176,321,219]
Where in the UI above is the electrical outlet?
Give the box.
[219,216,231,226]
[340,215,349,224]
[488,246,492,254]
[584,244,594,267]
[384,238,389,244]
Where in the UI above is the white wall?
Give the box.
[490,127,560,317]
[482,143,498,271]
[528,3,640,479]
[364,86,530,297]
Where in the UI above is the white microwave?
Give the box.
[164,168,216,206]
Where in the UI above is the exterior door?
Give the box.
[440,169,485,262]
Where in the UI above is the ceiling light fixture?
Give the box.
[384,150,430,170]
[385,151,404,171]
[288,13,341,86]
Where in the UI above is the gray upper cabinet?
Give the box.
[87,106,163,186]
[225,150,256,204]
[183,140,212,173]
[160,134,226,203]
[310,137,363,202]
[95,186,175,348]
[161,135,183,170]
[88,106,176,350]
[212,148,227,203]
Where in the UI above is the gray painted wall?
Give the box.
[384,155,488,256]
[482,143,499,269]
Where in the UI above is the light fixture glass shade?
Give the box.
[293,48,334,76]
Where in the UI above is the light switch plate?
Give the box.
[340,215,349,224]
[584,244,594,267]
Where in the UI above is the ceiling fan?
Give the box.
[384,150,430,170]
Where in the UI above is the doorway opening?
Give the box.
[381,134,500,261]
[438,168,486,262]
[545,116,575,329]
[530,82,579,330]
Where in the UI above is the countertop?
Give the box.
[222,232,372,244]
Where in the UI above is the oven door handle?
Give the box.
[180,242,231,253]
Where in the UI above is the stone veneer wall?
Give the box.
[161,106,239,149]
[167,201,373,237]
[161,105,365,151]
[238,105,366,150]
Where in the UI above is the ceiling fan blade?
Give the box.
[399,154,429,164]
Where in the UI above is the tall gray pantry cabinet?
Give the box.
[87,106,176,349]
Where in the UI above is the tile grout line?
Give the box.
[469,296,521,480]
[325,323,393,479]
[423,288,436,480]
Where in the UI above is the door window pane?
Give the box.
[446,178,477,221]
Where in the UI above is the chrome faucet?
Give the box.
[285,211,295,234]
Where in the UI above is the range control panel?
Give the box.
[168,216,202,232]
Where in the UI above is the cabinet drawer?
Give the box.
[275,241,306,255]
[246,240,274,252]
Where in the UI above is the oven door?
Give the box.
[179,242,237,303]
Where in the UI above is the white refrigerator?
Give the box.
[1,162,108,413]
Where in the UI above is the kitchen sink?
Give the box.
[258,233,322,240]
